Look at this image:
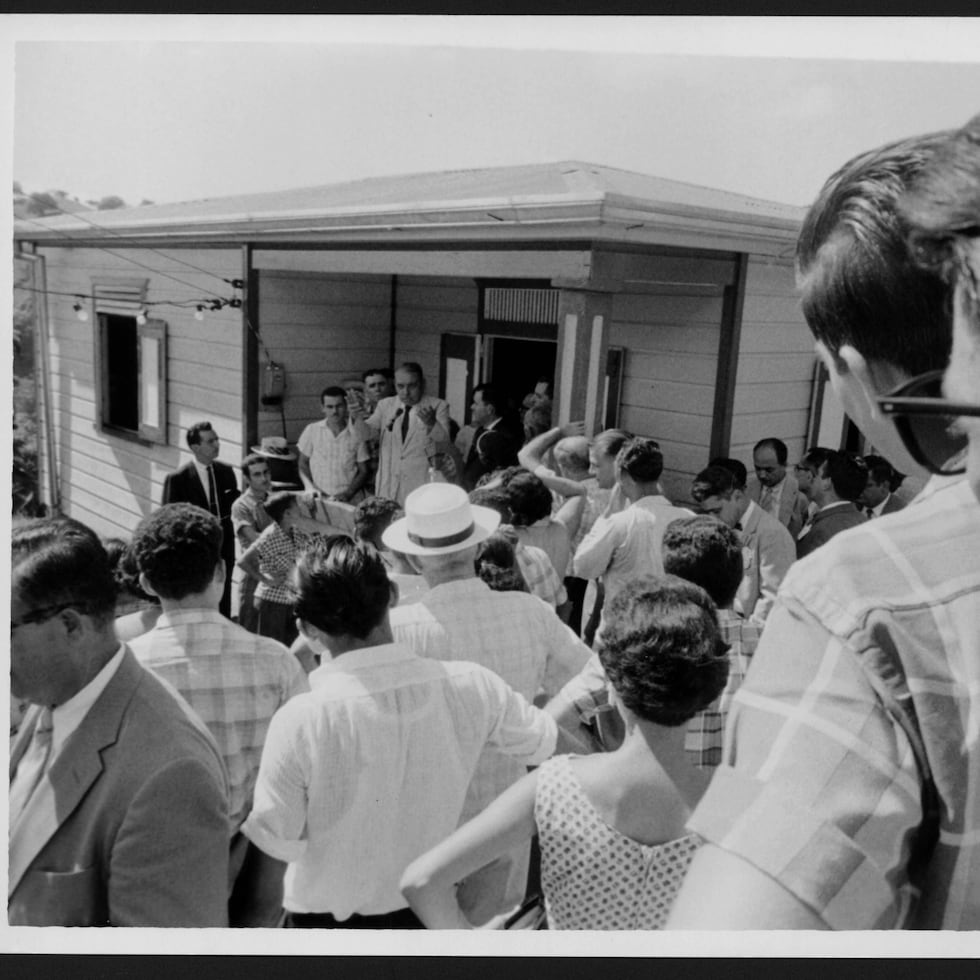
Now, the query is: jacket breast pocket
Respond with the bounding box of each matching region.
[9,866,105,926]
[741,546,755,571]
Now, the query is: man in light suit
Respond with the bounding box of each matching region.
[356,362,452,505]
[748,437,810,540]
[9,517,230,926]
[162,420,239,617]
[692,463,796,624]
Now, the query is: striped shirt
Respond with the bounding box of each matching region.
[297,420,370,496]
[688,477,980,929]
[254,524,311,607]
[130,608,309,830]
[515,541,567,608]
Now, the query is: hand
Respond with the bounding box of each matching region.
[416,404,436,429]
[560,420,586,438]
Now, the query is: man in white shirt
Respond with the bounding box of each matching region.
[242,534,557,928]
[573,437,693,628]
[297,385,371,502]
[9,517,230,926]
[385,483,591,923]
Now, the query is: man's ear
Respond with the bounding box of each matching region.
[138,572,160,598]
[816,341,882,421]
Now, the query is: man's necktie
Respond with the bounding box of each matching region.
[9,707,54,822]
[207,465,219,516]
[760,486,773,513]
[865,507,875,519]
[400,407,411,442]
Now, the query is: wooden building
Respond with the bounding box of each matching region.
[14,161,818,540]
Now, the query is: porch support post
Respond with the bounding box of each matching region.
[553,288,613,437]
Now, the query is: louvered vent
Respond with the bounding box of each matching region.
[484,287,558,324]
[92,278,148,316]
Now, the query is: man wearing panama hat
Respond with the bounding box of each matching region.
[386,483,591,924]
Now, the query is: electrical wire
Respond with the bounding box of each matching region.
[16,192,242,294]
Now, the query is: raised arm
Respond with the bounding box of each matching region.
[517,422,588,499]
[400,770,539,929]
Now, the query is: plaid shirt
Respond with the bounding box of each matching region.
[130,608,309,830]
[688,477,980,929]
[254,524,311,607]
[684,609,761,768]
[297,420,370,496]
[515,541,567,608]
[553,608,759,769]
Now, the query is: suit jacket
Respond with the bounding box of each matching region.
[162,460,239,564]
[461,419,520,490]
[734,500,797,624]
[748,473,810,540]
[880,493,908,516]
[365,395,452,505]
[796,501,867,560]
[8,650,231,927]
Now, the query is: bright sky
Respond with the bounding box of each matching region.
[6,15,980,210]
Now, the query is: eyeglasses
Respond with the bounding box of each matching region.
[877,369,980,476]
[10,603,79,632]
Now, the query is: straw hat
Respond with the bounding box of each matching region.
[250,436,297,461]
[382,483,500,556]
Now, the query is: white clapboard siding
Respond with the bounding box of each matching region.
[729,256,816,472]
[256,270,393,442]
[610,285,725,505]
[35,245,243,540]
[393,276,480,397]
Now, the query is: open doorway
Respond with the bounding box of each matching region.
[484,335,557,428]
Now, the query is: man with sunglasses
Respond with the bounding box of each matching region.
[9,517,231,926]
[669,123,980,930]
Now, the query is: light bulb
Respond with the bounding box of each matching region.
[135,307,148,326]
[73,301,89,322]
[194,305,205,321]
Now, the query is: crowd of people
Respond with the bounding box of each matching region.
[9,113,980,931]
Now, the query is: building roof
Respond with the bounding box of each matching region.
[14,161,806,253]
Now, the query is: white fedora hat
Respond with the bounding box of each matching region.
[250,436,297,461]
[382,483,500,556]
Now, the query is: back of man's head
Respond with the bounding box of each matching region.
[12,517,118,626]
[553,436,590,476]
[709,457,748,490]
[796,131,954,375]
[823,452,868,503]
[292,535,391,640]
[691,465,737,504]
[353,497,403,549]
[468,487,514,524]
[662,515,744,610]
[616,437,664,485]
[132,504,223,600]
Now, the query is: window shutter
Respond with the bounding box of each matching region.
[138,319,167,444]
[92,277,148,315]
[484,287,559,325]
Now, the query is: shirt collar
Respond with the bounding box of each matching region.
[51,644,126,757]
[310,642,415,684]
[154,606,224,629]
[192,458,212,483]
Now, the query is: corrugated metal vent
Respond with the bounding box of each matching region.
[484,287,558,324]
[92,278,148,316]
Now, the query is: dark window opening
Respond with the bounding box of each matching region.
[103,314,139,431]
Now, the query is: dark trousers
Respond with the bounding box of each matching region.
[563,576,589,636]
[257,598,298,648]
[284,907,424,929]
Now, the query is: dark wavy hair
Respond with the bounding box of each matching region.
[662,516,743,610]
[796,130,955,375]
[500,470,552,526]
[131,504,223,600]
[598,576,729,727]
[291,535,392,640]
[474,530,528,593]
[353,496,403,548]
[12,517,118,625]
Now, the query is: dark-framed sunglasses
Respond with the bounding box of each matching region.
[877,369,980,476]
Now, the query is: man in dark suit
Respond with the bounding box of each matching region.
[162,420,239,617]
[859,454,908,518]
[9,517,230,926]
[461,383,519,490]
[795,449,868,559]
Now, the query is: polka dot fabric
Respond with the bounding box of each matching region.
[534,754,702,930]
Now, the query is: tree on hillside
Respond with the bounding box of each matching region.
[96,194,126,210]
